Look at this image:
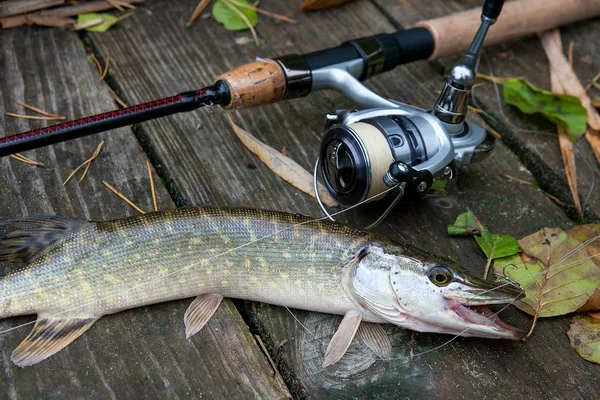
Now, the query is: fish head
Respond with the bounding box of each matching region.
[348,244,524,340]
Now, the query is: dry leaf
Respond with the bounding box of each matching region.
[493,225,600,337]
[568,314,600,364]
[300,0,353,11]
[539,30,600,164]
[542,30,583,220]
[225,114,339,208]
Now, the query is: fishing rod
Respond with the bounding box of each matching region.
[1,0,599,208]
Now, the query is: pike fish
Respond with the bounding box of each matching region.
[0,207,523,367]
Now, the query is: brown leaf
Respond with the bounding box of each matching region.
[493,225,600,337]
[300,0,353,11]
[539,30,600,164]
[568,314,600,364]
[540,30,583,220]
[225,114,339,208]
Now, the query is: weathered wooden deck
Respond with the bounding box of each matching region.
[1,0,599,398]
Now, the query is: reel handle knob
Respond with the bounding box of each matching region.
[482,0,505,21]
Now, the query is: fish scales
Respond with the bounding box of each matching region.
[0,206,525,367]
[0,207,369,319]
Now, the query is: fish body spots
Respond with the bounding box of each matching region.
[104,274,120,285]
[220,280,229,287]
[306,267,316,275]
[279,272,289,280]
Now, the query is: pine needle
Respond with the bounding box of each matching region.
[63,141,105,185]
[568,40,574,68]
[5,112,64,121]
[16,101,63,118]
[102,181,146,214]
[10,153,45,167]
[186,0,211,27]
[476,73,509,84]
[146,159,158,212]
[104,83,128,107]
[221,0,259,46]
[228,0,296,23]
[100,49,110,80]
[106,0,125,12]
[90,54,103,74]
[500,174,572,208]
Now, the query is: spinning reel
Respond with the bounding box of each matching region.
[307,0,504,217]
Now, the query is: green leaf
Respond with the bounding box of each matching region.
[212,0,258,31]
[447,210,483,236]
[474,230,520,260]
[503,77,588,141]
[493,225,600,317]
[568,314,600,365]
[77,13,119,32]
[429,179,448,196]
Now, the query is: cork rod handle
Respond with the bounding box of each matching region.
[216,59,286,109]
[417,0,600,60]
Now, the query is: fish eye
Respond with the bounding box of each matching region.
[427,265,452,286]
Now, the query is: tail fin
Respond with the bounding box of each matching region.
[0,216,87,264]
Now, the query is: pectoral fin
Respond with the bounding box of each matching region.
[323,309,362,368]
[11,315,97,367]
[356,322,392,359]
[184,293,223,339]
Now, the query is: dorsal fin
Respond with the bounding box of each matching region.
[11,315,98,367]
[0,216,87,263]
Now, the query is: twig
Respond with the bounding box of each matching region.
[5,112,64,121]
[16,101,63,118]
[63,141,105,184]
[468,105,483,114]
[228,0,296,23]
[254,334,279,378]
[10,153,45,167]
[100,49,110,80]
[146,159,158,212]
[221,0,259,46]
[102,181,146,214]
[186,0,211,28]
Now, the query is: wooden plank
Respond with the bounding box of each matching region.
[374,0,600,221]
[87,0,599,398]
[0,26,291,399]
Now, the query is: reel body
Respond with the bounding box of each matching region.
[319,106,492,206]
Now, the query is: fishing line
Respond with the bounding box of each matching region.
[0,186,399,336]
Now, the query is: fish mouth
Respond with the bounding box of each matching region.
[447,301,524,340]
[443,279,525,340]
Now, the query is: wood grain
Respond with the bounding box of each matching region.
[375,0,600,221]
[88,0,599,398]
[0,26,291,399]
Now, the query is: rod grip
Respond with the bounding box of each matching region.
[216,59,286,109]
[417,0,600,59]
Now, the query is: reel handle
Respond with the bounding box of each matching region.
[418,0,600,59]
